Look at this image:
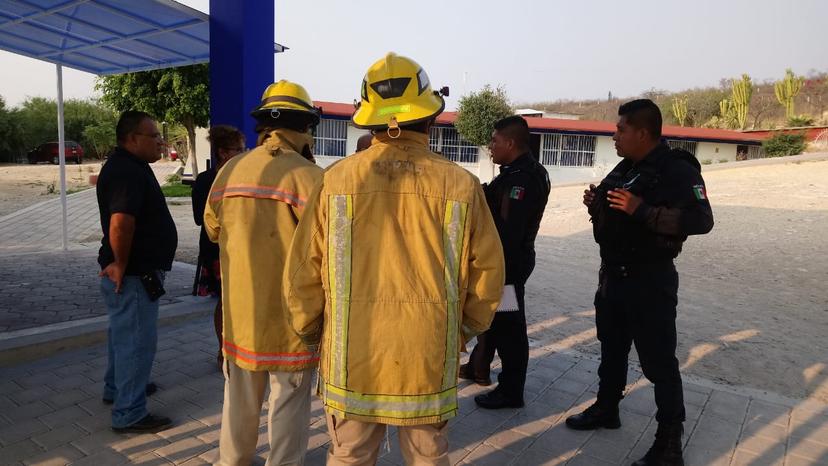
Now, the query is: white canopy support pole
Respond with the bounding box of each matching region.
[56,64,68,252]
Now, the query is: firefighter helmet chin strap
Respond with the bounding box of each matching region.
[387,116,401,139]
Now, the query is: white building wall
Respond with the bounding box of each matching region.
[316,123,368,170]
[181,126,211,179]
[696,142,738,164]
[194,126,210,174]
[476,147,495,184]
[346,125,370,155]
[540,135,618,185]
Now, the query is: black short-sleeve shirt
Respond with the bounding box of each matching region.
[191,168,219,263]
[97,147,178,274]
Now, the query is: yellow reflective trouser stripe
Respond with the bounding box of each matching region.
[442,200,468,390]
[328,194,353,387]
[322,382,457,419]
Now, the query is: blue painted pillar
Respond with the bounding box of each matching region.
[209,0,274,155]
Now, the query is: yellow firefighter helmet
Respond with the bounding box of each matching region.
[352,52,447,130]
[251,79,321,126]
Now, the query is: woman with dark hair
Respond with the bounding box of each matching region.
[191,125,245,367]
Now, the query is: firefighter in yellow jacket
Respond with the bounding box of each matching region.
[205,80,323,466]
[284,53,505,465]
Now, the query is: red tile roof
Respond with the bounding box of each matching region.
[315,101,762,144]
[742,126,828,142]
[316,101,356,118]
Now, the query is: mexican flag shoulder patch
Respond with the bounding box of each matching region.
[693,184,707,200]
[509,186,525,200]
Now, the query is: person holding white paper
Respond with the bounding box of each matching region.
[461,116,551,409]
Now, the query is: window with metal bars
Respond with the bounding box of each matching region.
[746,145,765,159]
[314,119,348,157]
[428,127,479,164]
[666,139,698,156]
[540,133,596,167]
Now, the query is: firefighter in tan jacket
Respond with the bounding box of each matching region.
[205,80,323,466]
[284,53,505,465]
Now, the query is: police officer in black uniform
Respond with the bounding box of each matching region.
[461,115,551,409]
[565,100,714,466]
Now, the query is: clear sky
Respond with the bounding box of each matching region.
[1,0,827,110]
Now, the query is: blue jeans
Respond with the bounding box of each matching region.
[101,274,161,428]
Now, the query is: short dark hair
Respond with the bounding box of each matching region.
[400,119,433,134]
[618,99,662,140]
[116,110,154,143]
[493,115,530,150]
[254,110,317,134]
[207,125,245,150]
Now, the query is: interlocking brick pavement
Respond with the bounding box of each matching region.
[0,315,826,466]
[0,249,194,333]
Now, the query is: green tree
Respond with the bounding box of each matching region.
[96,64,209,172]
[18,97,58,150]
[0,96,25,163]
[82,123,116,159]
[762,132,806,157]
[689,88,729,126]
[454,85,513,146]
[16,97,118,159]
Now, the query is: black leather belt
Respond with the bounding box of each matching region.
[601,261,674,278]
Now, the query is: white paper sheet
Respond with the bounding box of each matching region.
[496,285,519,312]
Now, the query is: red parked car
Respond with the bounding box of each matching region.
[27,141,84,164]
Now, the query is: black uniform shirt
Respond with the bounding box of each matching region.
[589,144,714,265]
[191,168,219,263]
[97,147,178,275]
[484,153,551,286]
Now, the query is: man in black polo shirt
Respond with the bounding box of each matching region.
[97,110,177,433]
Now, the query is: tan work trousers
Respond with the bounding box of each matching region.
[325,414,449,466]
[217,361,314,466]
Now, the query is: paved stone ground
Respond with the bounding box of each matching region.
[0,162,194,333]
[0,249,194,333]
[0,315,826,466]
[1,156,827,465]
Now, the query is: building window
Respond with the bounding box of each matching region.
[429,127,479,164]
[314,119,348,157]
[540,133,596,167]
[666,139,698,156]
[747,145,765,159]
[738,144,765,160]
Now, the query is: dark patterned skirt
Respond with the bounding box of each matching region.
[196,259,221,297]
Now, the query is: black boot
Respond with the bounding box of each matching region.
[631,422,684,466]
[565,402,621,430]
[474,387,524,409]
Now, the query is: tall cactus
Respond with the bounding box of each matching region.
[719,99,737,129]
[671,96,688,126]
[731,74,753,129]
[774,69,804,120]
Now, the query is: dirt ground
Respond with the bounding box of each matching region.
[0,162,103,217]
[2,157,826,404]
[527,159,828,404]
[0,160,183,218]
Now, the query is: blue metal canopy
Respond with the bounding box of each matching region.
[0,0,285,75]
